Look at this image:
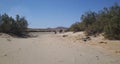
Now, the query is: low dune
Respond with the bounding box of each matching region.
[58,32,120,55]
[0,32,120,64]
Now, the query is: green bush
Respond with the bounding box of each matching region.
[0,13,28,37]
[69,3,120,40]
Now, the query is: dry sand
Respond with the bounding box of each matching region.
[0,32,120,64]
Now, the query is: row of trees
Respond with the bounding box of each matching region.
[0,13,28,37]
[68,3,120,40]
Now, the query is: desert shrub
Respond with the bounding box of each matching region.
[0,13,28,37]
[68,22,85,32]
[69,3,120,40]
[68,22,81,32]
[0,13,12,33]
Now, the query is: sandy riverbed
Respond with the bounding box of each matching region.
[0,32,120,64]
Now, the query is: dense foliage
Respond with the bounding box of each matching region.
[69,3,120,40]
[0,13,28,37]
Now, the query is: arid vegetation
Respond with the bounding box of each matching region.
[0,13,28,37]
[68,3,120,40]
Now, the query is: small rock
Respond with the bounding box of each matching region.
[99,41,107,44]
[4,54,7,56]
[82,36,91,42]
[7,38,11,41]
[115,50,120,54]
[96,56,99,60]
[62,35,68,37]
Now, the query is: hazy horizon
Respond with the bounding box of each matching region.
[0,0,120,28]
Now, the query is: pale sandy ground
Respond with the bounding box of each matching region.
[0,32,120,64]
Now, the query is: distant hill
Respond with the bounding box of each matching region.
[27,27,68,32]
[47,27,68,32]
[55,27,68,30]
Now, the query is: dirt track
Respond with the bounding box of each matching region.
[0,33,120,64]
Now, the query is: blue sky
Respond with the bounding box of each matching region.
[0,0,120,28]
